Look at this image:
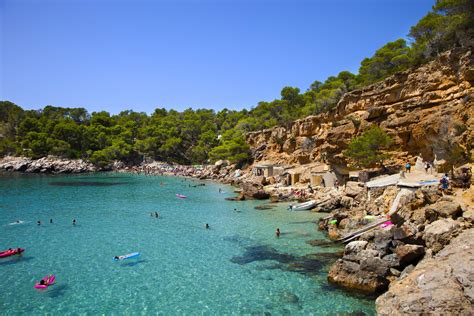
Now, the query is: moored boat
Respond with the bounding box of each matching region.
[288,200,317,211]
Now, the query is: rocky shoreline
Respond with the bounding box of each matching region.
[2,156,473,314]
[0,156,96,173]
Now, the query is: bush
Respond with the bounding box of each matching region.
[344,126,392,167]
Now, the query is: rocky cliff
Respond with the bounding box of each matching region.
[247,49,474,167]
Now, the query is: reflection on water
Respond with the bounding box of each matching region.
[49,181,129,187]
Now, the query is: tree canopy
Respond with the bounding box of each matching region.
[0,1,470,167]
[344,126,393,168]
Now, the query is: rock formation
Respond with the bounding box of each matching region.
[376,228,474,315]
[0,156,96,173]
[246,49,474,167]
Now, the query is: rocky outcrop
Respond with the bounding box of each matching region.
[376,228,474,315]
[423,218,462,253]
[234,181,270,200]
[323,182,472,296]
[246,49,474,166]
[0,156,96,173]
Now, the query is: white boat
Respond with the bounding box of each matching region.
[288,200,317,211]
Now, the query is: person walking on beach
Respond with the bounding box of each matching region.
[275,228,281,238]
[405,161,411,173]
[424,161,431,173]
[440,174,449,192]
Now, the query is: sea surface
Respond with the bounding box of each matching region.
[0,172,375,315]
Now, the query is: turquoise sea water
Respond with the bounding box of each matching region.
[0,172,375,315]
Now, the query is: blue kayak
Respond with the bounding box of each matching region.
[113,252,140,261]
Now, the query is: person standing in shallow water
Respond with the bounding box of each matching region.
[37,220,41,225]
[276,228,281,238]
[50,219,53,224]
[205,223,209,229]
[73,219,76,225]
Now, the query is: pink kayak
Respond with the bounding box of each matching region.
[176,194,187,199]
[0,248,24,258]
[34,275,55,289]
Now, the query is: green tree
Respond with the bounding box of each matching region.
[357,39,412,85]
[344,126,392,167]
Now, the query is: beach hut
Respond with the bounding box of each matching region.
[349,171,360,182]
[310,164,338,187]
[253,164,274,177]
[289,171,300,185]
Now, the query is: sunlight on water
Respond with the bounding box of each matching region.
[0,172,375,315]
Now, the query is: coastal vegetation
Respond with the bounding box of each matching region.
[344,126,392,168]
[0,0,472,167]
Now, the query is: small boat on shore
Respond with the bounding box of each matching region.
[288,200,317,211]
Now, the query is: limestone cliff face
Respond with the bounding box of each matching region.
[246,49,474,166]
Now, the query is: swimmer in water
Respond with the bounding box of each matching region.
[276,228,281,238]
[205,223,210,229]
[72,219,76,225]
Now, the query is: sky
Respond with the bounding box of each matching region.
[1,0,434,114]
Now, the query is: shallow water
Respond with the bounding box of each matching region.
[0,172,375,315]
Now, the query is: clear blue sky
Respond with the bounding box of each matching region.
[1,0,433,114]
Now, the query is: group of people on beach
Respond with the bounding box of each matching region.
[405,160,433,174]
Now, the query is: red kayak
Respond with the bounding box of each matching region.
[0,248,25,258]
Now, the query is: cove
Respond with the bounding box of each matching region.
[0,172,375,315]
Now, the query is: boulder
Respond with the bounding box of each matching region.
[239,182,270,200]
[376,228,474,315]
[327,228,340,241]
[328,259,390,295]
[394,244,425,266]
[344,241,368,255]
[392,222,417,241]
[423,218,461,253]
[360,257,390,277]
[382,254,400,268]
[372,229,394,254]
[463,209,474,224]
[343,249,381,263]
[340,196,354,208]
[344,181,364,198]
[425,200,462,219]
